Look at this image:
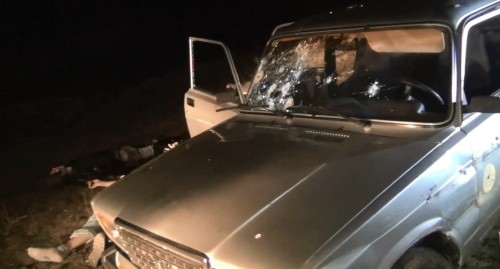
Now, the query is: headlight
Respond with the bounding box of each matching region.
[95,212,120,242]
[207,254,240,269]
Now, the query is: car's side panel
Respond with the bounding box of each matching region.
[461,113,500,245]
[311,127,477,268]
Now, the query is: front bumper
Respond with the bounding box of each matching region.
[101,246,137,269]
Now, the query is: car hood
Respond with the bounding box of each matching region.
[93,121,441,268]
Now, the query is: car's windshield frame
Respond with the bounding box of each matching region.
[243,24,454,126]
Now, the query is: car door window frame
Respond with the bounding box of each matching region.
[189,37,245,104]
[461,8,500,107]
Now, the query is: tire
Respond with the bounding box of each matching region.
[392,247,454,269]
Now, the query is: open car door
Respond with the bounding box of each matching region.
[184,37,245,137]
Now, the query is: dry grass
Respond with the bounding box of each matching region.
[0,204,27,238]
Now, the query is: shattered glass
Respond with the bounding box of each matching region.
[246,27,451,123]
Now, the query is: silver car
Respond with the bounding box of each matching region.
[93,0,500,268]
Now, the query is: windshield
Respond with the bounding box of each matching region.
[246,27,451,123]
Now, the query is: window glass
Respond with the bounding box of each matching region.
[247,27,452,123]
[464,14,500,102]
[192,42,235,94]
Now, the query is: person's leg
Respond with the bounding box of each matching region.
[66,233,94,250]
[27,214,101,263]
[87,232,106,267]
[26,233,92,262]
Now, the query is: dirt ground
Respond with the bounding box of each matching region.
[1,185,103,269]
[2,71,500,268]
[0,71,188,268]
[466,227,500,268]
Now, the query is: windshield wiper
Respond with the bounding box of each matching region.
[217,103,297,119]
[332,112,371,128]
[216,104,269,112]
[217,104,370,127]
[287,105,371,128]
[284,105,320,116]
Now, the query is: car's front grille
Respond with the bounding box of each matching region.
[115,221,209,269]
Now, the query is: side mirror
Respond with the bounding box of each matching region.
[464,96,500,113]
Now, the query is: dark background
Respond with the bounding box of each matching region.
[2,1,352,103]
[0,1,353,197]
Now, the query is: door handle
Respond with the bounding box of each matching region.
[187,97,194,107]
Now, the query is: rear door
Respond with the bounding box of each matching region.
[185,37,245,137]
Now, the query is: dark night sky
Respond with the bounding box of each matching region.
[1,1,351,102]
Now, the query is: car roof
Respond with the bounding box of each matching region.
[273,0,500,36]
